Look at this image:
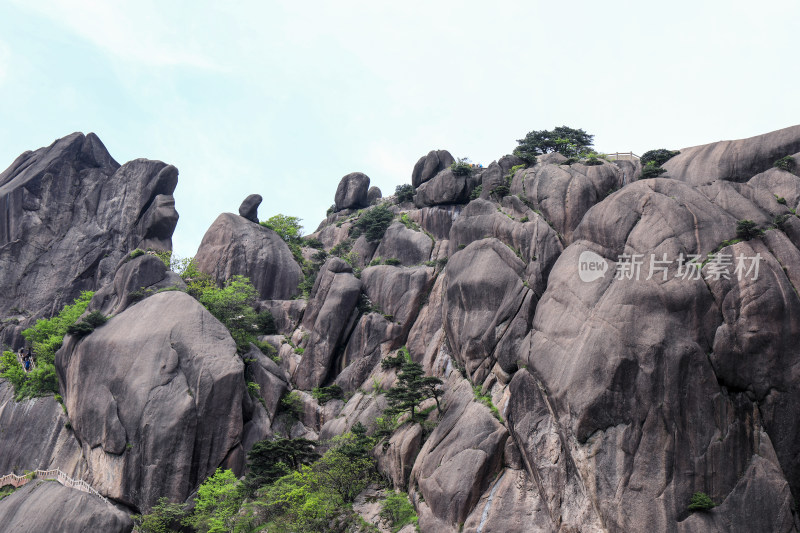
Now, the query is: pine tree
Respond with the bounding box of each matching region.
[385,361,443,422]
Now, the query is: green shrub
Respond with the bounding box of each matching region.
[131,497,187,533]
[450,157,473,177]
[584,156,603,166]
[129,248,145,259]
[0,485,16,502]
[2,292,95,400]
[369,257,382,267]
[353,205,394,242]
[395,184,414,203]
[774,155,796,171]
[491,184,510,198]
[312,384,344,403]
[641,148,681,167]
[773,213,792,229]
[245,437,319,491]
[381,349,409,370]
[399,212,420,231]
[280,391,304,420]
[303,237,324,249]
[640,161,667,179]
[473,385,503,422]
[469,184,483,200]
[381,491,418,532]
[775,195,787,205]
[384,258,401,266]
[687,492,716,512]
[736,219,763,240]
[194,275,271,353]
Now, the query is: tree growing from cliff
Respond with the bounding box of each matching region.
[385,360,443,421]
[245,437,319,491]
[514,125,594,161]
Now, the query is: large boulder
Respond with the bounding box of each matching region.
[55,291,245,511]
[194,212,303,300]
[238,193,262,223]
[294,258,361,389]
[510,159,625,243]
[0,133,179,323]
[444,239,530,382]
[0,481,133,533]
[412,150,455,188]
[662,124,800,185]
[414,169,479,207]
[374,222,434,266]
[88,253,185,316]
[334,172,370,211]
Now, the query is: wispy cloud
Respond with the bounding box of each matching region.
[12,0,220,69]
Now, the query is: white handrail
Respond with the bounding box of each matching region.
[0,469,109,504]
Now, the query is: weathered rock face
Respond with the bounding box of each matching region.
[0,382,86,478]
[0,132,179,322]
[55,291,245,511]
[89,254,185,316]
[0,481,133,533]
[663,124,800,185]
[194,212,303,300]
[444,239,530,382]
[374,222,434,266]
[414,168,479,207]
[334,172,370,211]
[510,158,625,242]
[294,258,361,389]
[238,193,262,223]
[367,186,382,204]
[412,150,455,188]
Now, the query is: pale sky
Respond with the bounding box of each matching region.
[1,0,798,259]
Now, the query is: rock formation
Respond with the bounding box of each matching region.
[3,127,800,532]
[0,132,179,342]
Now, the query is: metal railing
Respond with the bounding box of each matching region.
[0,469,109,504]
[605,152,640,161]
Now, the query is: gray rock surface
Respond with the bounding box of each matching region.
[414,168,479,207]
[194,212,303,300]
[0,132,179,323]
[444,239,529,382]
[374,222,434,266]
[412,150,454,188]
[0,480,133,533]
[294,258,361,389]
[0,382,86,478]
[238,193,262,223]
[662,124,800,185]
[334,172,370,211]
[89,253,185,316]
[367,186,382,204]
[55,291,245,511]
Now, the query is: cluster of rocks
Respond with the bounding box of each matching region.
[2,125,800,532]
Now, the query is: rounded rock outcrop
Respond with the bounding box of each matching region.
[334,172,370,211]
[238,193,262,223]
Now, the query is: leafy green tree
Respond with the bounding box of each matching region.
[1,291,95,400]
[515,126,594,160]
[194,275,271,353]
[381,491,418,532]
[640,161,667,179]
[185,469,243,533]
[395,184,414,202]
[385,360,443,422]
[245,437,319,491]
[313,431,377,502]
[261,214,304,243]
[641,148,680,167]
[131,497,187,533]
